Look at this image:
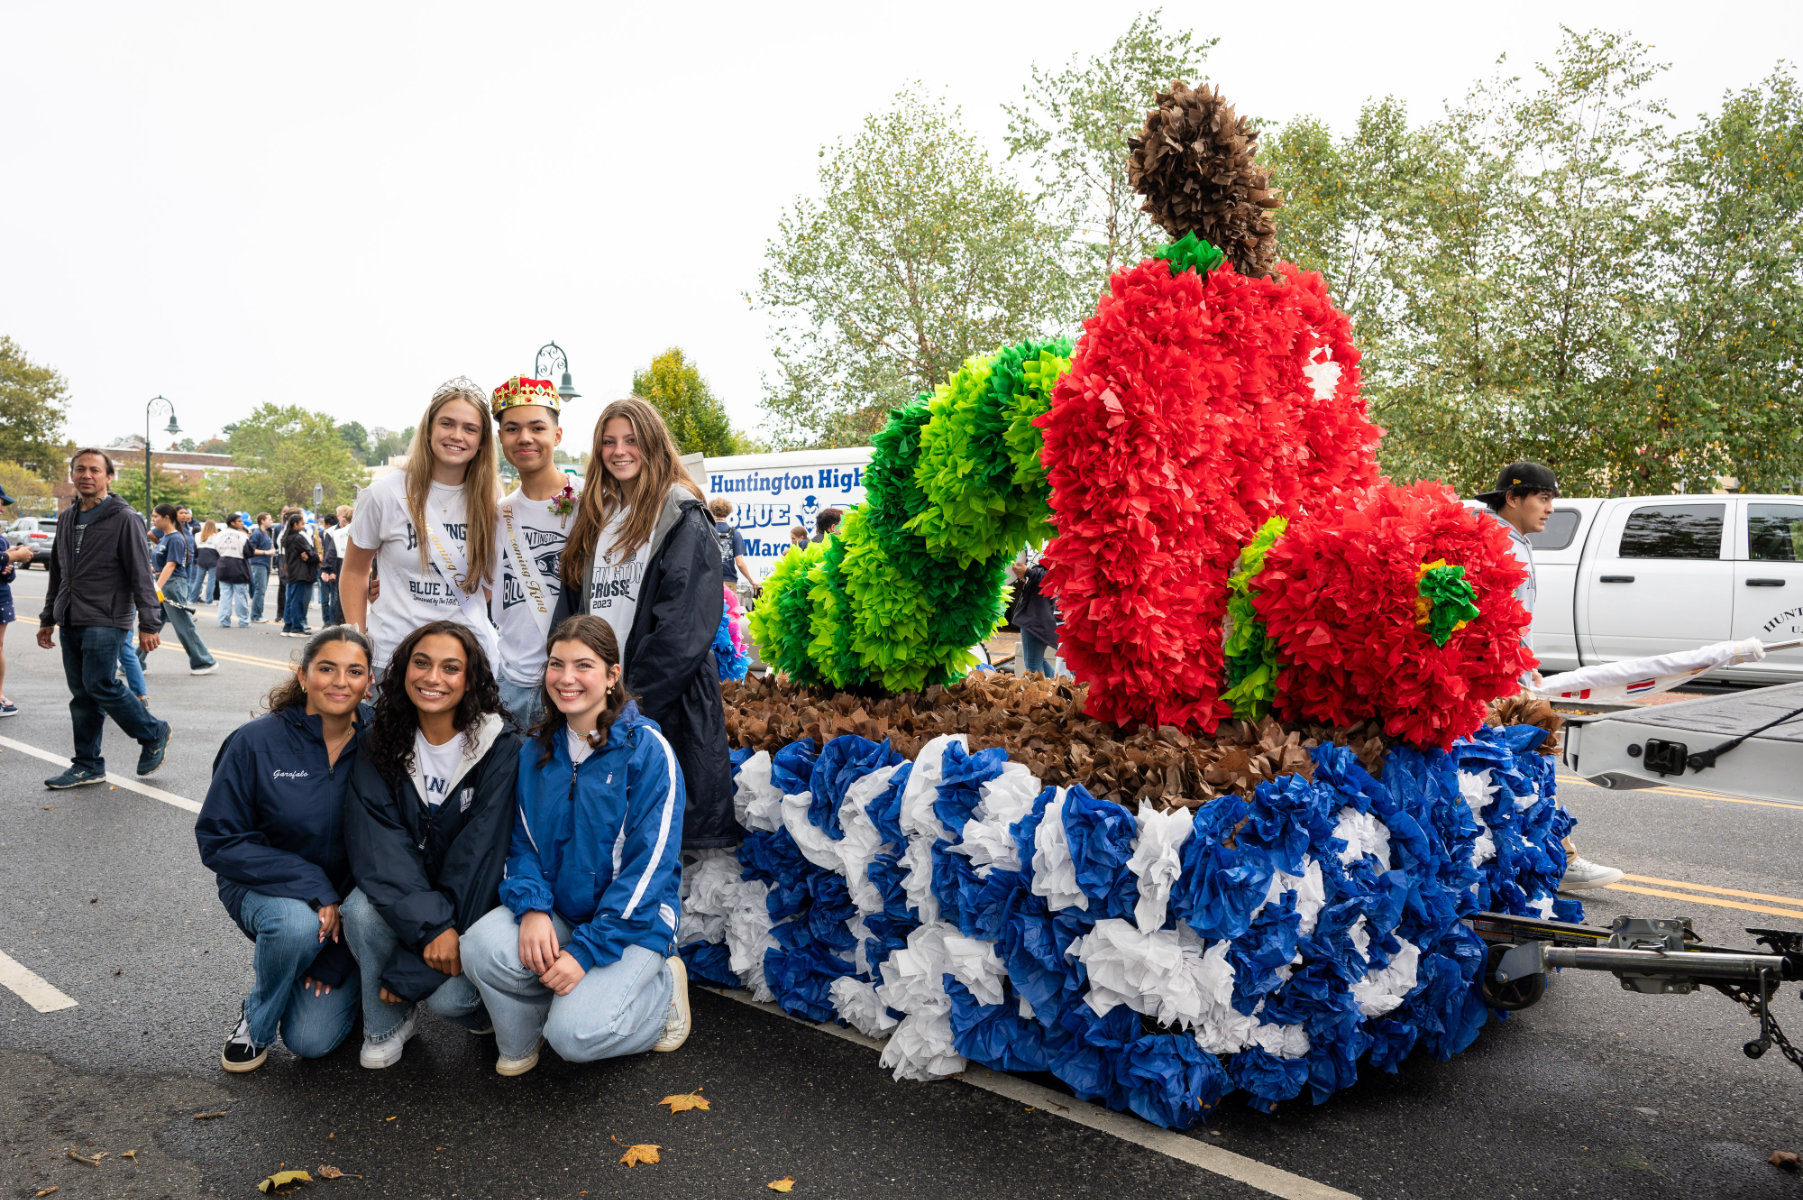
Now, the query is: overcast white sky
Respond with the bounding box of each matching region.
[4,1,1798,455]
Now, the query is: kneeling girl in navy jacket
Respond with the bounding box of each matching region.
[340,620,521,1069]
[195,627,374,1072]
[462,614,691,1076]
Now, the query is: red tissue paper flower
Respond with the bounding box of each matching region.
[1037,253,1379,731]
[1251,480,1536,749]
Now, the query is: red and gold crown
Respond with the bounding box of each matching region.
[491,375,561,417]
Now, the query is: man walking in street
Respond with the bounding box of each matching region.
[36,448,172,789]
[248,512,276,622]
[489,375,577,727]
[317,512,343,626]
[150,503,218,675]
[1477,460,1622,891]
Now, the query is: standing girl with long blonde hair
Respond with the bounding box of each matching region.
[342,377,501,675]
[554,397,733,848]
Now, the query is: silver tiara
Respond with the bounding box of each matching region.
[431,375,489,405]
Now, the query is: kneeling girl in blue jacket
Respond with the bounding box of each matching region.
[195,627,374,1072]
[462,614,691,1076]
[340,620,521,1069]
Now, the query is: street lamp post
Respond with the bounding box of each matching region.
[534,341,581,404]
[145,395,180,515]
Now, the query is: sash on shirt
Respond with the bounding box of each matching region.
[499,500,556,642]
[421,518,490,626]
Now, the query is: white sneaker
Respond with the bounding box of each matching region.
[495,1035,544,1076]
[1560,856,1624,890]
[358,1013,416,1069]
[190,663,219,675]
[653,955,691,1053]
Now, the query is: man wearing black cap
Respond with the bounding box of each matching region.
[1478,460,1623,890]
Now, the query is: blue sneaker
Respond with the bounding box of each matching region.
[0,699,18,717]
[137,722,172,776]
[45,766,106,789]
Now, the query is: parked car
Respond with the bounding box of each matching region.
[1492,494,1803,683]
[6,516,56,568]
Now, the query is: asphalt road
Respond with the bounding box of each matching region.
[1,568,1800,1200]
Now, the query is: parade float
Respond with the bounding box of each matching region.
[680,81,1579,1128]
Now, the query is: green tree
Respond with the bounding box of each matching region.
[115,464,210,515]
[0,461,56,515]
[225,403,368,512]
[1004,10,1214,303]
[0,336,71,475]
[752,86,1075,447]
[338,421,370,461]
[366,425,413,465]
[196,437,229,454]
[632,348,740,455]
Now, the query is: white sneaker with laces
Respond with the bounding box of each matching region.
[496,1035,544,1076]
[191,663,219,675]
[359,1013,416,1069]
[1560,856,1624,890]
[653,955,691,1053]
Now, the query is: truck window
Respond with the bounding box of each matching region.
[1528,509,1581,551]
[1748,503,1803,562]
[1617,503,1724,560]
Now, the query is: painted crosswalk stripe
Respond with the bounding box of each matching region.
[0,948,78,1013]
[0,735,202,814]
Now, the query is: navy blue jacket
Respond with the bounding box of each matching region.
[195,704,373,986]
[501,703,685,971]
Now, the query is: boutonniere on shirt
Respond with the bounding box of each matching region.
[549,482,577,528]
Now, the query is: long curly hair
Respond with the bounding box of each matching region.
[364,620,504,791]
[261,626,373,714]
[530,615,634,765]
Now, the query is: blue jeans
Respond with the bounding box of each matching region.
[60,625,163,774]
[160,575,216,669]
[1019,628,1055,676]
[319,578,342,626]
[116,634,148,699]
[283,579,311,632]
[462,906,672,1063]
[198,565,218,604]
[498,679,545,730]
[339,888,486,1042]
[217,581,251,626]
[237,891,359,1056]
[250,561,270,621]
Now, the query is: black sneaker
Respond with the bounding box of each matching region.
[45,766,106,790]
[137,722,172,776]
[221,1014,267,1073]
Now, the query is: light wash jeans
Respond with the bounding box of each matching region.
[160,575,216,669]
[217,581,251,627]
[116,634,148,699]
[462,906,672,1063]
[249,560,270,621]
[497,679,545,730]
[236,890,359,1056]
[339,888,486,1042]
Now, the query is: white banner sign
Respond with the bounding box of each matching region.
[704,448,872,575]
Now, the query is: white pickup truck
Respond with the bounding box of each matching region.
[1521,494,1803,683]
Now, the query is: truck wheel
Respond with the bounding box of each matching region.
[1481,942,1547,1011]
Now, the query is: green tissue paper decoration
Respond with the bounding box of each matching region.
[750,336,1073,694]
[1151,230,1226,278]
[1220,516,1288,720]
[1414,561,1481,647]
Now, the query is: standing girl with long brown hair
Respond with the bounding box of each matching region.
[342,376,501,675]
[554,397,733,848]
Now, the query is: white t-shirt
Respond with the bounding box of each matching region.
[349,472,499,673]
[413,728,465,807]
[491,486,575,688]
[587,508,648,659]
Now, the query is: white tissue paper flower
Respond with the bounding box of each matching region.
[1331,806,1391,867]
[838,764,901,915]
[943,935,1009,1007]
[899,734,964,841]
[1030,788,1087,911]
[733,751,782,833]
[1351,936,1420,1018]
[1129,804,1196,934]
[954,763,1043,876]
[830,976,899,1038]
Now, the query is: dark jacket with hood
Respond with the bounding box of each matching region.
[283,526,319,584]
[40,494,164,634]
[342,714,520,1002]
[195,703,374,987]
[554,483,734,848]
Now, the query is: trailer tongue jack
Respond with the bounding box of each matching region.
[1471,912,1803,1075]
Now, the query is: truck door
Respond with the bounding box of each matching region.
[1582,500,1732,661]
[1732,500,1803,680]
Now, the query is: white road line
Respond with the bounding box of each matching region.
[0,948,78,1013]
[702,987,1360,1200]
[0,735,202,814]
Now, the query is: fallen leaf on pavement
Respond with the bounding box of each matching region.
[316,1166,362,1179]
[1772,1150,1801,1169]
[119,1150,137,1160]
[193,1111,227,1120]
[258,1168,313,1193]
[768,1177,795,1192]
[659,1092,710,1113]
[34,1187,58,1197]
[65,1149,106,1167]
[618,1144,662,1167]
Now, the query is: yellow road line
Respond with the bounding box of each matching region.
[1603,883,1803,923]
[1618,873,1803,908]
[1558,772,1803,812]
[15,614,295,673]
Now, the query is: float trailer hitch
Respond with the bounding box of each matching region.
[1468,912,1803,1076]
